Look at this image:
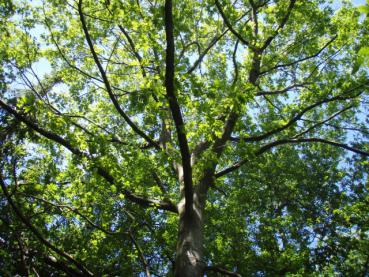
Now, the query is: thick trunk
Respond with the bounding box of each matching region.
[174,193,205,277]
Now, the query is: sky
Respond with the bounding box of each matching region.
[352,0,367,5]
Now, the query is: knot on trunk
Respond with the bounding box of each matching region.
[186,249,201,266]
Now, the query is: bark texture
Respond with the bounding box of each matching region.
[174,192,205,277]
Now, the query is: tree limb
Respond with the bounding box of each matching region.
[249,0,259,36]
[232,39,240,86]
[0,99,83,156]
[23,194,120,235]
[44,255,85,277]
[215,158,248,178]
[97,167,178,213]
[214,0,252,47]
[129,230,151,277]
[42,5,105,84]
[216,136,368,179]
[256,83,309,96]
[260,0,296,51]
[260,35,337,75]
[164,0,193,212]
[256,137,369,157]
[232,87,366,143]
[117,24,147,78]
[78,0,160,150]
[187,29,228,74]
[293,105,353,138]
[203,43,263,186]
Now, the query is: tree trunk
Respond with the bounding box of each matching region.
[174,192,205,277]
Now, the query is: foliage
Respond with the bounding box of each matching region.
[353,0,369,73]
[0,0,369,276]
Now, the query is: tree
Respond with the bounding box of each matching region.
[1,0,369,276]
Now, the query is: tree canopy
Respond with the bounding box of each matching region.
[1,0,369,276]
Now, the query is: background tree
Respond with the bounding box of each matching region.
[1,0,369,276]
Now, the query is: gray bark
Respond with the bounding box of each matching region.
[174,192,205,277]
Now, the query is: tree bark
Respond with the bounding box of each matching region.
[174,192,205,277]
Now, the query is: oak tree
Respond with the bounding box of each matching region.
[1,0,369,276]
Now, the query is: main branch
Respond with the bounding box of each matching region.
[164,0,193,212]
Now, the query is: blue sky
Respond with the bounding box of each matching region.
[353,0,367,5]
